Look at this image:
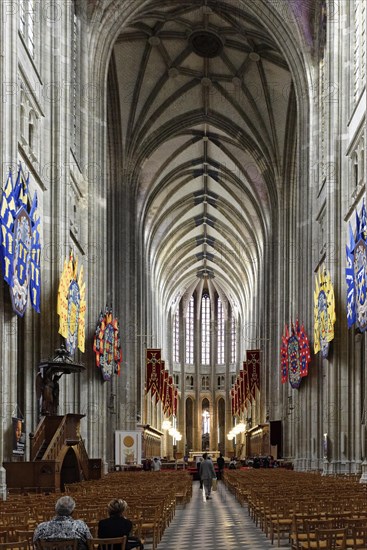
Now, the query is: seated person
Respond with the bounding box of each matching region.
[98,499,143,550]
[33,495,92,550]
[151,457,161,471]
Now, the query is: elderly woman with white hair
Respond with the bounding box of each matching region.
[33,495,92,550]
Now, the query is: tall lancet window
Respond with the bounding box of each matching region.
[19,0,35,58]
[185,296,194,364]
[173,309,179,363]
[19,0,26,35]
[217,298,224,364]
[28,0,35,57]
[231,313,237,364]
[72,4,81,162]
[201,294,210,365]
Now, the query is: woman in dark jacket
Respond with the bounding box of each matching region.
[98,499,143,550]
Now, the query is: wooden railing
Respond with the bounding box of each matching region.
[30,416,46,461]
[42,415,68,461]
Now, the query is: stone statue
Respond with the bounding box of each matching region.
[36,369,64,415]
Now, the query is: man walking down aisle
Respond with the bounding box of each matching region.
[199,453,216,500]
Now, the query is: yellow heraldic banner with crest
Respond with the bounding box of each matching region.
[57,252,86,354]
[313,265,335,358]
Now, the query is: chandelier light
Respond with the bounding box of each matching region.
[162,420,172,430]
[227,421,246,440]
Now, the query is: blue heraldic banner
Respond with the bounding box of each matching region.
[346,201,367,331]
[0,165,41,316]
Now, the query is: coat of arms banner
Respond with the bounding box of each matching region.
[313,265,335,357]
[346,202,367,331]
[57,252,86,354]
[281,320,311,389]
[93,307,122,381]
[0,165,41,316]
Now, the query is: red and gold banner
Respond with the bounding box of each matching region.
[230,357,256,416]
[146,349,162,396]
[238,376,242,413]
[239,367,248,411]
[146,349,178,417]
[247,349,260,401]
[243,361,250,405]
[173,388,178,416]
[163,375,174,416]
[160,364,168,402]
[234,384,239,416]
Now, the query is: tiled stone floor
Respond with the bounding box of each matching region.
[146,480,292,550]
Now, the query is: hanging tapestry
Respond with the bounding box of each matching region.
[280,320,311,389]
[159,363,167,402]
[247,349,261,400]
[93,307,122,381]
[236,376,242,413]
[0,165,41,316]
[313,265,336,357]
[346,202,367,331]
[146,349,162,396]
[57,252,86,354]
[163,375,174,416]
[173,388,178,416]
[241,362,251,408]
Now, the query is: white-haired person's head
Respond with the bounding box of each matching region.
[55,495,76,516]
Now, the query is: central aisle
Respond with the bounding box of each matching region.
[154,480,292,549]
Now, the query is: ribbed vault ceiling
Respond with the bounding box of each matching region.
[110,0,294,320]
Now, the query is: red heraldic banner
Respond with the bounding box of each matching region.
[163,375,174,416]
[243,362,250,405]
[247,349,260,400]
[160,364,168,402]
[146,349,162,397]
[173,388,178,416]
[234,384,239,416]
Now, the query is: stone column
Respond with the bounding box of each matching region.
[360,334,367,482]
[0,0,20,498]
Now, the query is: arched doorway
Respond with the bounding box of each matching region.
[60,448,81,491]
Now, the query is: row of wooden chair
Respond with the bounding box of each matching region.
[0,535,132,550]
[0,470,192,550]
[290,515,367,549]
[35,538,128,550]
[223,469,367,548]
